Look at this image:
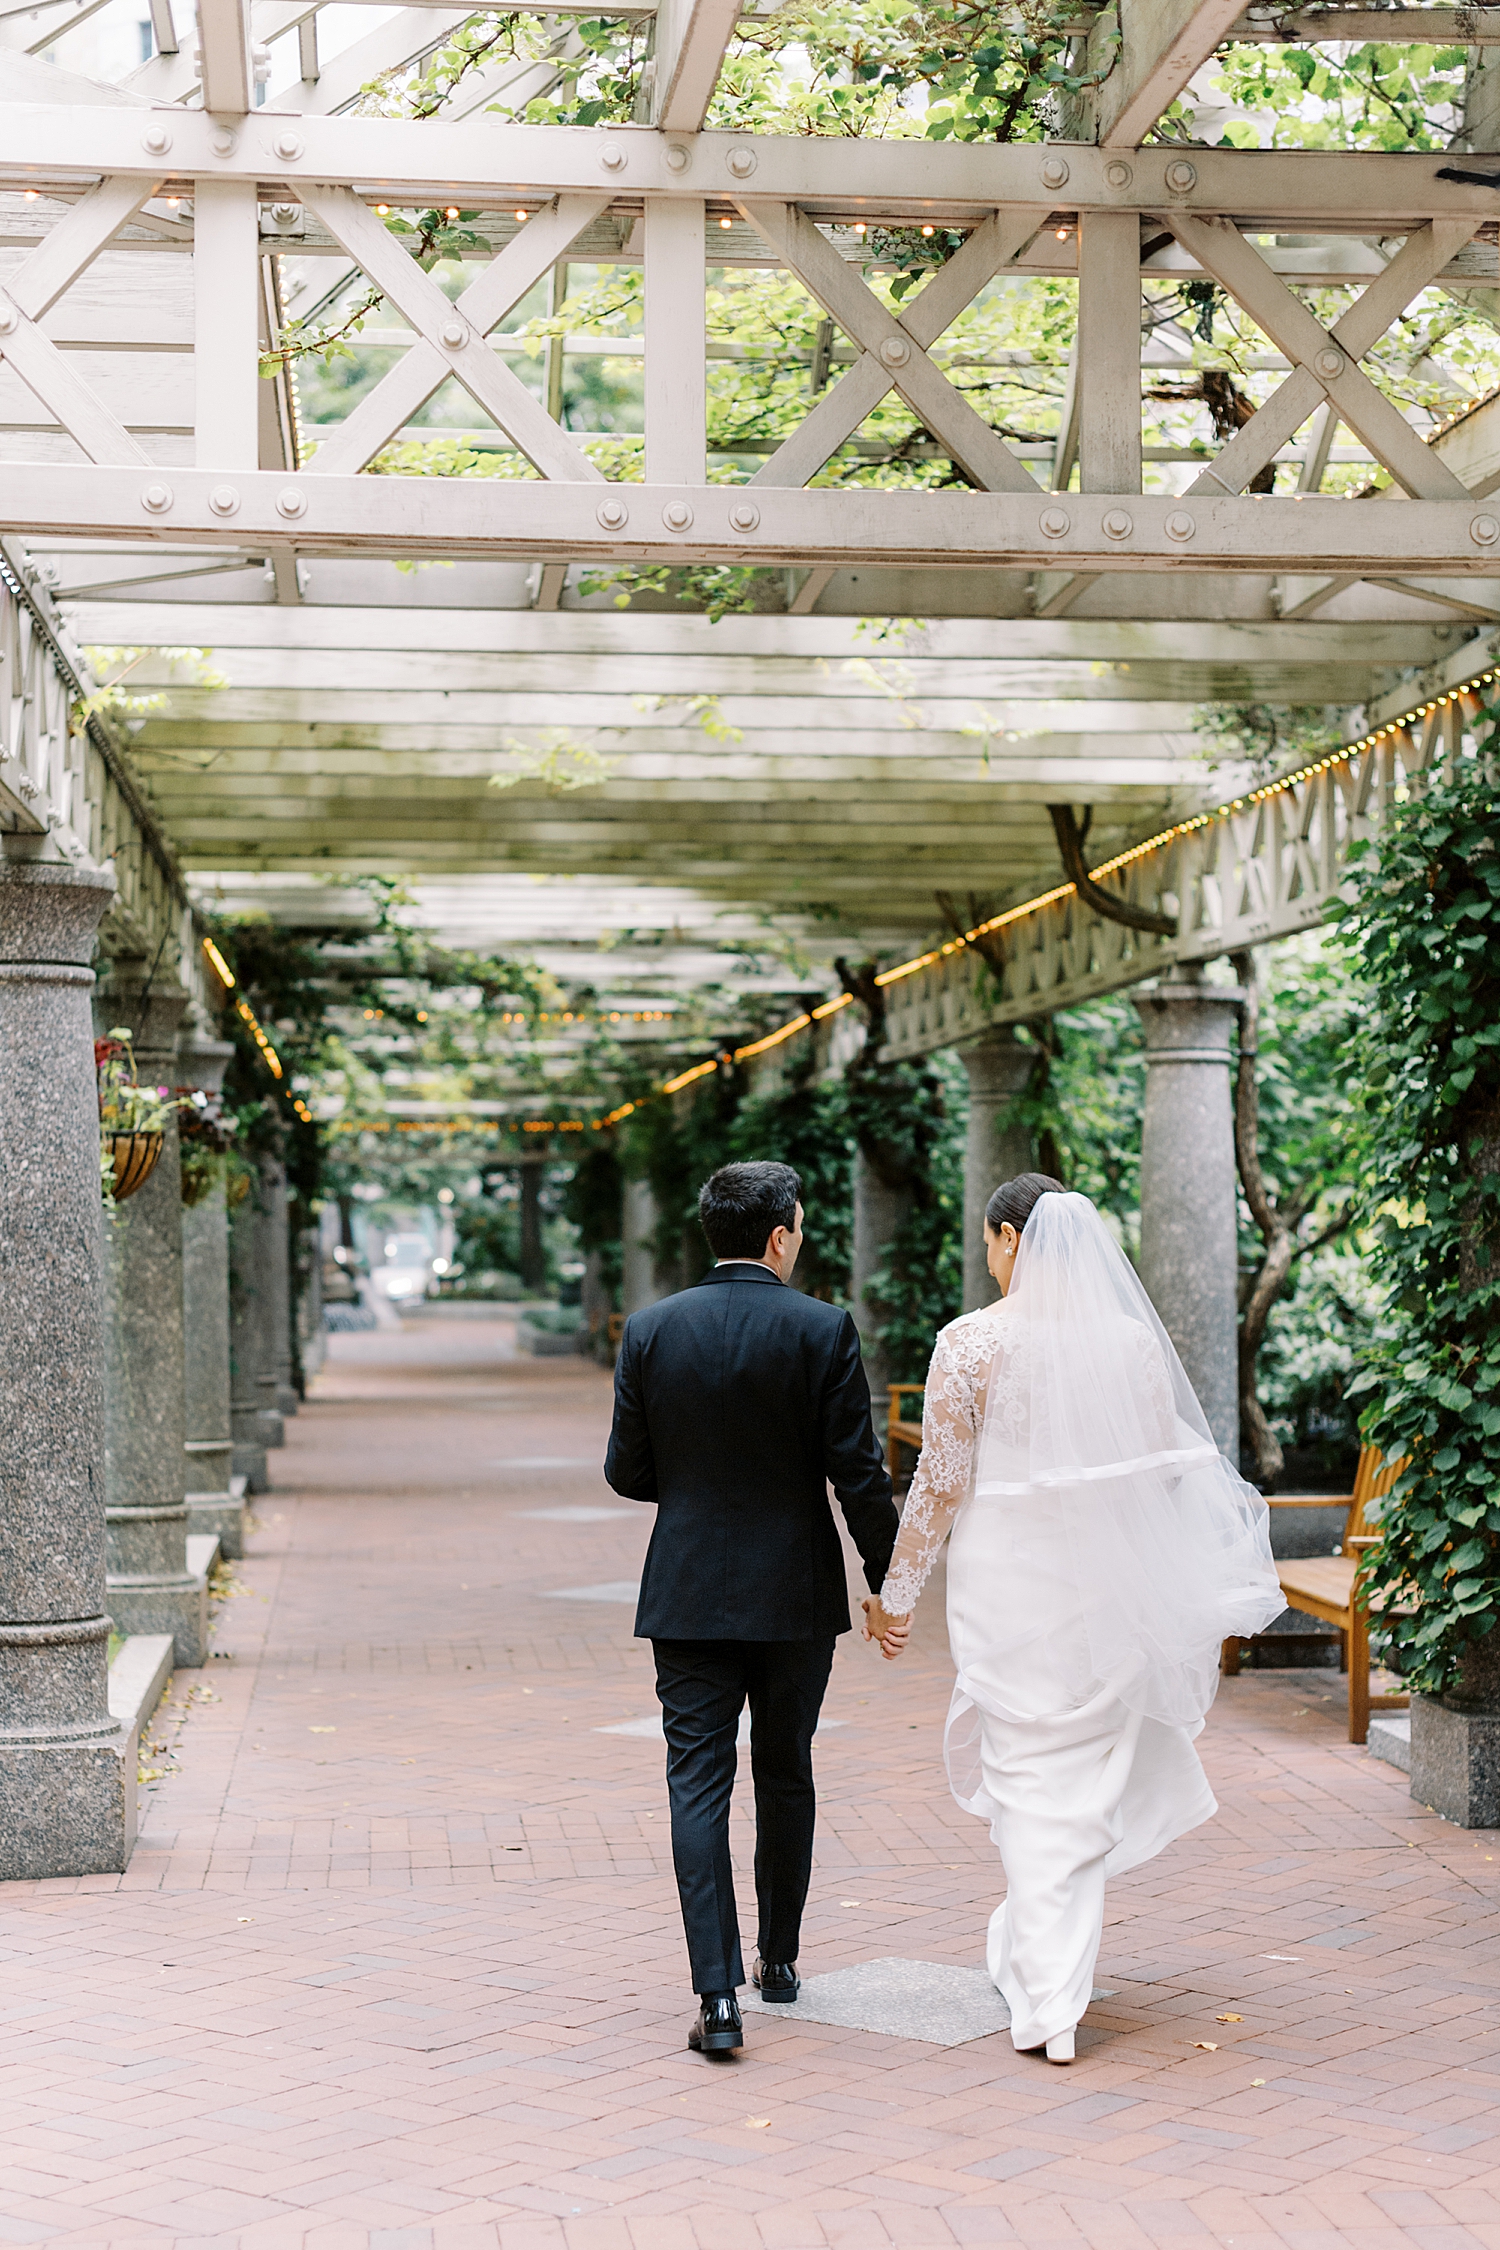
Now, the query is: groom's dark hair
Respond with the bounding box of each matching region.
[699,1161,801,1259]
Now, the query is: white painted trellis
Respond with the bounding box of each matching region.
[5,0,1500,1009]
[881,668,1488,1056]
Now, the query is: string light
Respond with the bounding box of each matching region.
[202,937,235,990]
[375,203,391,216]
[234,995,283,1080]
[444,205,460,220]
[588,656,1499,1129]
[514,208,528,221]
[720,216,733,229]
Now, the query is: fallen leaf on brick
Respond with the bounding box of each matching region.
[841,1900,861,1907]
[745,2118,771,2129]
[1194,2041,1219,2051]
[1251,2079,1265,2087]
[310,1725,336,1733]
[1216,2014,1243,2023]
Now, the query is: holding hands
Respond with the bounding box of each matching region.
[862,1595,911,1661]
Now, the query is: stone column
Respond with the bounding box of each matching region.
[960,1029,1038,1312]
[621,1175,668,1315]
[177,1028,242,1560]
[229,1156,284,1491]
[297,1218,326,1386]
[1411,1631,1500,1828]
[519,1158,547,1294]
[581,1245,611,1359]
[0,857,135,1880]
[851,1147,913,1404]
[1134,966,1244,1462]
[265,1158,297,1414]
[96,967,209,1668]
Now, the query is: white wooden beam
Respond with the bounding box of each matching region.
[12,111,1500,226]
[301,186,604,482]
[13,463,1500,574]
[7,177,152,320]
[194,178,261,472]
[1297,400,1336,493]
[1093,0,1251,148]
[195,0,255,112]
[1166,213,1474,500]
[1077,212,1141,493]
[0,177,153,467]
[645,197,706,486]
[1187,218,1479,497]
[278,6,473,114]
[0,50,152,103]
[740,201,1043,494]
[309,193,610,476]
[787,565,834,614]
[1231,8,1500,37]
[125,0,309,103]
[651,0,741,134]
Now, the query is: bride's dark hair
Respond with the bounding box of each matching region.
[985,1171,1067,1235]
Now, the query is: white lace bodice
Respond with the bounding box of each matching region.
[879,1301,1012,1617]
[879,1298,1179,1617]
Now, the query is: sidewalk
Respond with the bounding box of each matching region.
[3,1314,1499,2250]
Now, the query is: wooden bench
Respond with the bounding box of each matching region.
[887,1382,926,1487]
[1221,1443,1409,1745]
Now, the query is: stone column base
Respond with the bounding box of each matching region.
[0,1730,134,1881]
[1410,1692,1500,1827]
[232,1440,269,1492]
[187,1489,245,1559]
[106,1557,212,1669]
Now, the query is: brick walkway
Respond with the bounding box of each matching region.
[6,1313,1500,2250]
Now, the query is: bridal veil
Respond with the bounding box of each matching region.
[968,1189,1282,1734]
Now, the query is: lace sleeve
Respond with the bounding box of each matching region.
[879,1319,990,1617]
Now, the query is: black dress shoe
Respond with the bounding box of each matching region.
[752,1958,800,2003]
[688,1993,743,2055]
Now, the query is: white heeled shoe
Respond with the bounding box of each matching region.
[1045,2029,1075,2065]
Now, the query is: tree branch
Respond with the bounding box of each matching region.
[1048,803,1177,938]
[935,888,1007,981]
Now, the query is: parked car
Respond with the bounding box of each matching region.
[371,1233,438,1303]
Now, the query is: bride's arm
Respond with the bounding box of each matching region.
[868,1325,985,1638]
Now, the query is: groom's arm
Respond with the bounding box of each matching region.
[820,1311,899,1592]
[604,1323,658,1502]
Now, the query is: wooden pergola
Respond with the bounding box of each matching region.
[4,0,1500,990]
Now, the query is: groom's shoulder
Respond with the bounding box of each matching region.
[625,1278,850,1341]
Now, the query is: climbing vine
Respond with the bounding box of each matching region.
[1342,739,1500,1694]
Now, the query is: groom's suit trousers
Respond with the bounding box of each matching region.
[654,1635,836,1995]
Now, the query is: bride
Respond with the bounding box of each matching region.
[864,1174,1281,2064]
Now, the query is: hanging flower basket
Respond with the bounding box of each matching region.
[178,1085,240,1207]
[96,1029,179,1210]
[104,1129,164,1203]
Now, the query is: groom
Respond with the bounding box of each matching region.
[605,1161,898,2056]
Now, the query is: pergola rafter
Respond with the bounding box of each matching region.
[3,0,1500,987]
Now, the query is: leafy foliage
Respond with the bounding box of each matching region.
[1341,743,1500,1692]
[1199,37,1467,151]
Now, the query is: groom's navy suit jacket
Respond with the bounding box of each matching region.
[604,1263,898,1643]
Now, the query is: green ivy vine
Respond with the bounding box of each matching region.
[1342,739,1500,1694]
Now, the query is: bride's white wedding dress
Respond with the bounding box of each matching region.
[880,1192,1281,2053]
